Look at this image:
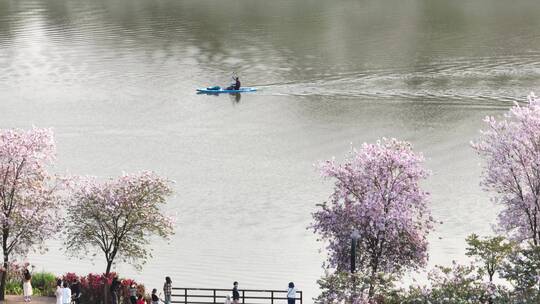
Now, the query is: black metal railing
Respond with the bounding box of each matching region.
[171,287,303,304]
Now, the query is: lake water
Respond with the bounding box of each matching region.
[1,0,540,301]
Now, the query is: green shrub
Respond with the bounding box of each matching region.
[5,280,22,295]
[31,271,56,296]
[3,264,56,297]
[499,245,540,303]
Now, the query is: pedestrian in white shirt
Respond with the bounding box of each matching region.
[22,268,32,302]
[55,280,63,304]
[62,282,72,304]
[287,282,297,304]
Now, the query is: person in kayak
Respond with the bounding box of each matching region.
[226,76,241,90]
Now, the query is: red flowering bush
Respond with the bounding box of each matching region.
[62,272,78,284]
[61,272,149,304]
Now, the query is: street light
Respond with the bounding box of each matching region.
[350,229,360,273]
[350,229,361,302]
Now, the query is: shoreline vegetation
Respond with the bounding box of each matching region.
[0,128,175,301]
[4,266,154,303]
[310,93,540,303]
[2,94,540,303]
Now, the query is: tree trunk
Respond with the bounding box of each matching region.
[0,256,6,301]
[104,260,113,304]
[106,260,112,275]
[103,283,109,304]
[367,260,379,300]
[367,275,376,300]
[0,227,9,301]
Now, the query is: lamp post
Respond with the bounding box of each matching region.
[350,229,360,273]
[350,229,360,302]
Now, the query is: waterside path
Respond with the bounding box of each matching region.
[3,295,54,303]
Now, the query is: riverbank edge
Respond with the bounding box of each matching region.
[2,295,54,303]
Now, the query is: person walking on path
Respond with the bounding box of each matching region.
[232,282,240,304]
[287,282,297,304]
[61,282,71,304]
[55,279,63,304]
[22,268,32,302]
[129,283,138,304]
[163,276,172,304]
[110,276,120,304]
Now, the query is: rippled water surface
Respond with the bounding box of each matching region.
[1,0,540,300]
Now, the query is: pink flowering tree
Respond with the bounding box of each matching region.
[0,128,62,300]
[64,172,175,275]
[472,93,540,245]
[311,138,434,300]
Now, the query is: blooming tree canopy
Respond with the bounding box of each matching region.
[64,171,175,275]
[311,138,434,299]
[472,93,540,245]
[0,128,62,300]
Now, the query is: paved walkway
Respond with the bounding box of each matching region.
[2,295,54,303]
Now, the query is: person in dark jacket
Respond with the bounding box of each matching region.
[151,288,160,304]
[226,77,241,90]
[232,281,240,304]
[71,278,82,304]
[110,276,120,304]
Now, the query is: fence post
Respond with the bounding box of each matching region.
[213,289,216,304]
[242,290,245,304]
[300,291,303,304]
[271,291,274,304]
[184,288,188,304]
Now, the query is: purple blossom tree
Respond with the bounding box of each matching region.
[472,93,540,245]
[311,138,434,300]
[0,128,62,300]
[65,171,175,275]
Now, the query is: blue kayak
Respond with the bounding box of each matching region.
[196,86,257,93]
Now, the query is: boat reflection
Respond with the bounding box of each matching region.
[196,91,242,103]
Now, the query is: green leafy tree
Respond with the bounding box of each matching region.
[397,262,511,304]
[465,234,514,283]
[423,262,488,303]
[499,245,540,302]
